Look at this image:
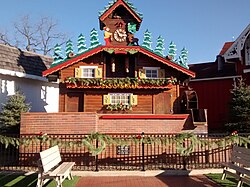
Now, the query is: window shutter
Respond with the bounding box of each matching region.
[130,94,138,106]
[75,68,82,78]
[158,69,165,78]
[103,94,111,105]
[139,69,146,78]
[95,68,102,78]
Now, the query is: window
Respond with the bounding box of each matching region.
[80,66,97,78]
[146,69,158,78]
[143,67,160,78]
[110,93,131,105]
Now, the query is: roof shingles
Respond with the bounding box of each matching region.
[0,44,53,77]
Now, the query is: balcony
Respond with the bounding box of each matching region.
[64,77,177,89]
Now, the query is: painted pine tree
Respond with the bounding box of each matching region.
[142,29,152,50]
[66,40,74,57]
[154,35,165,57]
[77,34,87,54]
[89,28,101,49]
[168,41,177,62]
[179,47,189,68]
[52,44,63,65]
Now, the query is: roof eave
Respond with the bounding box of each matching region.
[43,46,195,78]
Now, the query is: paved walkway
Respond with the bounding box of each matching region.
[75,175,220,187]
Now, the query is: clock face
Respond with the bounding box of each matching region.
[113,28,127,42]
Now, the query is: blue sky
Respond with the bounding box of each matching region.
[0,0,249,64]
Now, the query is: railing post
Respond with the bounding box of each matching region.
[95,139,99,172]
[182,141,187,170]
[141,132,145,171]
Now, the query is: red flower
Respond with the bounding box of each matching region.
[231,130,238,136]
[120,102,123,105]
[137,135,142,139]
[39,132,43,136]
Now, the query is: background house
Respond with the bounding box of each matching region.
[189,24,250,131]
[0,44,59,112]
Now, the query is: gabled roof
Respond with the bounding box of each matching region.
[43,45,195,78]
[219,42,234,56]
[0,43,52,77]
[223,24,250,61]
[99,0,143,28]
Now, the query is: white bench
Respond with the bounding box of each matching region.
[36,145,75,187]
[221,146,250,187]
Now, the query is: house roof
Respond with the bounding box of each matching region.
[99,0,143,30]
[0,43,53,77]
[219,42,234,55]
[189,61,236,79]
[43,45,195,78]
[223,24,250,61]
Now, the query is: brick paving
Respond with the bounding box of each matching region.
[75,175,220,187]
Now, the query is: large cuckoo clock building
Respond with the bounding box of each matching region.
[21,0,207,135]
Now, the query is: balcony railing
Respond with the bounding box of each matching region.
[64,77,177,89]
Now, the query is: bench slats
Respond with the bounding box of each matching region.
[222,146,250,187]
[40,146,62,173]
[50,162,75,177]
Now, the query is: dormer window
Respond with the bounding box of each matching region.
[144,67,159,78]
[138,67,165,79]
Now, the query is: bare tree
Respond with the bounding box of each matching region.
[0,30,12,46]
[14,15,39,52]
[0,15,67,55]
[37,17,67,55]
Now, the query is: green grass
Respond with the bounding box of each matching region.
[206,173,250,187]
[0,173,79,187]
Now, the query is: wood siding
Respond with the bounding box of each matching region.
[189,78,234,129]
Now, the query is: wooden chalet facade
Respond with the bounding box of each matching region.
[43,0,195,115]
[19,0,211,135]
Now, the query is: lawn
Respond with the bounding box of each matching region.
[0,172,79,187]
[206,173,250,187]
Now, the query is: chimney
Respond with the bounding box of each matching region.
[217,55,224,71]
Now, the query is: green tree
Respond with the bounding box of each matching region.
[168,41,177,62]
[65,40,74,57]
[89,28,101,49]
[0,92,31,134]
[179,47,189,68]
[77,33,87,54]
[52,44,63,66]
[141,29,152,50]
[226,79,250,132]
[154,35,165,57]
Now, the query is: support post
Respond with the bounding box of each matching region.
[141,132,145,171]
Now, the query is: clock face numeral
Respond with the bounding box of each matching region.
[114,28,127,42]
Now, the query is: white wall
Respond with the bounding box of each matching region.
[0,74,59,112]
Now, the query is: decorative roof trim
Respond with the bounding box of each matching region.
[224,24,250,61]
[43,46,195,78]
[99,0,142,23]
